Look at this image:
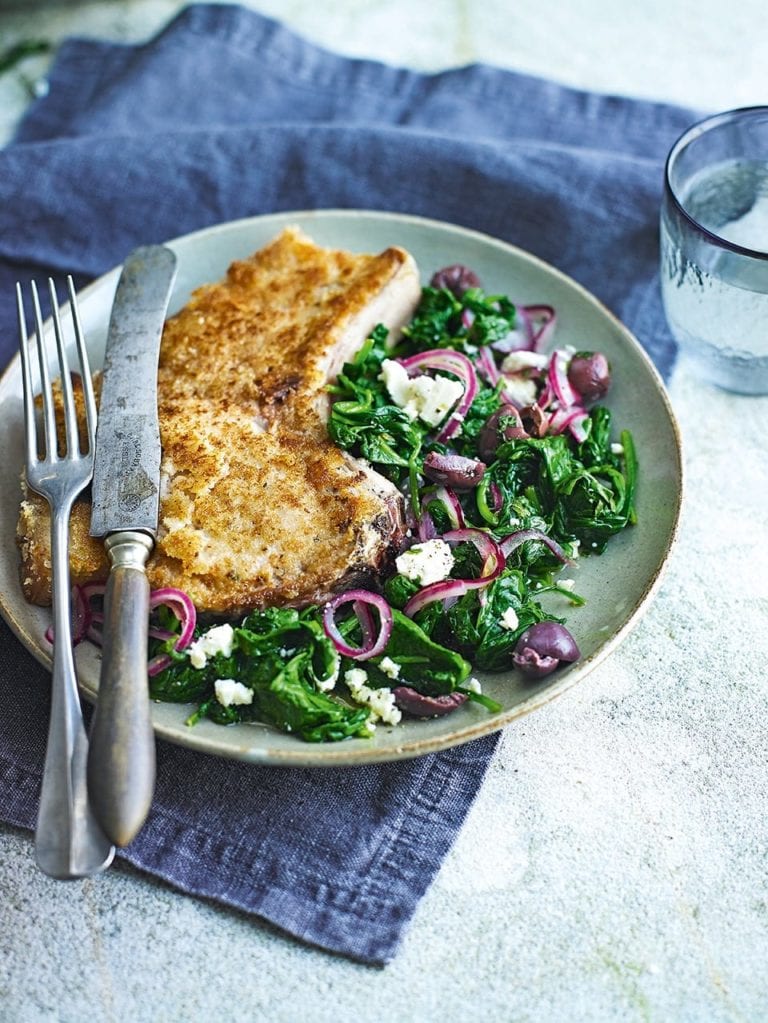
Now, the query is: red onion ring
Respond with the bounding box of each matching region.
[147,587,198,676]
[547,349,579,409]
[418,485,465,542]
[323,589,393,660]
[489,482,504,514]
[403,528,504,618]
[403,578,469,618]
[521,305,557,351]
[44,583,91,647]
[442,527,504,582]
[490,305,556,354]
[500,528,575,567]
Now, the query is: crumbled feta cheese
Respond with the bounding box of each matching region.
[380,359,412,409]
[316,657,340,693]
[344,668,402,726]
[187,623,235,669]
[498,374,537,406]
[380,359,464,427]
[466,677,482,694]
[500,350,549,374]
[214,678,253,707]
[610,442,624,455]
[500,606,519,631]
[559,578,576,591]
[344,667,369,689]
[378,656,401,680]
[395,538,455,586]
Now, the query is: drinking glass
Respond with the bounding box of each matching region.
[660,106,768,394]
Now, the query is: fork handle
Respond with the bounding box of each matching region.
[88,531,156,847]
[35,502,115,879]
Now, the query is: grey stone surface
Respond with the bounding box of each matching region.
[1,3,767,1021]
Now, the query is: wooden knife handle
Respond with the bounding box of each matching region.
[87,531,156,847]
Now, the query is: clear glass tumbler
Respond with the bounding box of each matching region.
[660,106,768,394]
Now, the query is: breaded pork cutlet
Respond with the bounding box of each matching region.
[17,227,422,615]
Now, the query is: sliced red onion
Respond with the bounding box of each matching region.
[547,349,579,409]
[500,528,575,567]
[522,305,557,350]
[567,410,590,443]
[149,588,197,649]
[417,508,439,542]
[476,346,500,388]
[489,482,504,514]
[490,305,556,354]
[323,589,393,660]
[404,529,505,618]
[397,348,478,443]
[147,586,198,676]
[443,528,504,583]
[44,583,91,647]
[418,486,465,540]
[461,308,475,330]
[403,578,469,618]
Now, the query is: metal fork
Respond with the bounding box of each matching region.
[17,277,115,879]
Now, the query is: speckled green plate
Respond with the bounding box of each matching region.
[0,210,683,766]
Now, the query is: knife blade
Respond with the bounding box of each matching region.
[87,244,177,848]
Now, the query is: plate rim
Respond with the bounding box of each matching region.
[0,208,684,767]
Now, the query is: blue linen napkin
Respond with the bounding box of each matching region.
[0,4,699,964]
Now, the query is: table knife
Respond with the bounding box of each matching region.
[87,245,177,847]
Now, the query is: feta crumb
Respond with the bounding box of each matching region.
[214,678,253,707]
[187,623,235,669]
[316,658,340,693]
[344,668,402,726]
[380,359,464,427]
[559,578,576,591]
[466,677,482,694]
[500,350,549,373]
[500,607,519,631]
[344,667,369,689]
[378,656,401,680]
[611,442,624,455]
[396,538,455,586]
[498,374,538,406]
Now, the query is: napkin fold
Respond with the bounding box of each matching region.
[0,3,699,964]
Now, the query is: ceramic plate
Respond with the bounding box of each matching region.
[0,210,683,766]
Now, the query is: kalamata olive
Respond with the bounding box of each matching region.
[429,264,481,298]
[567,351,611,403]
[477,405,528,461]
[422,451,486,490]
[512,621,580,678]
[393,686,469,718]
[519,403,547,438]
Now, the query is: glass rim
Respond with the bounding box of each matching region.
[664,105,768,263]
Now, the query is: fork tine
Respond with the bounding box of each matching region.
[66,276,97,456]
[30,280,58,462]
[16,283,38,471]
[48,278,78,458]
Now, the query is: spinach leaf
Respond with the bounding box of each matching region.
[400,285,517,357]
[364,609,472,696]
[442,568,557,671]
